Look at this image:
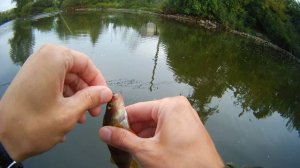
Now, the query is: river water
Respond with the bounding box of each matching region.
[0,11,299,168]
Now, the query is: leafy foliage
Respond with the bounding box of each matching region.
[0,10,16,25]
[12,0,55,16]
[8,0,300,57]
[163,0,300,57]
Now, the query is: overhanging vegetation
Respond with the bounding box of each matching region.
[4,0,300,58]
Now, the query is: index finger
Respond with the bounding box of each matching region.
[126,100,160,124]
[66,49,107,86]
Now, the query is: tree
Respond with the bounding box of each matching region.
[12,0,32,14]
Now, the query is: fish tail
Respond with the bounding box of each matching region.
[130,160,139,168]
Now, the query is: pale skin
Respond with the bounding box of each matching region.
[100,97,224,168]
[0,44,113,162]
[0,44,224,167]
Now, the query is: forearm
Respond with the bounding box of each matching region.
[0,103,19,162]
[0,142,23,168]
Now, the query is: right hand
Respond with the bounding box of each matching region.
[99,96,224,168]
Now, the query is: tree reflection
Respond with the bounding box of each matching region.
[9,19,35,65]
[9,15,55,65]
[31,16,55,32]
[158,21,300,132]
[55,12,104,45]
[7,11,300,134]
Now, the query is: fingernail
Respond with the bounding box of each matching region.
[100,87,112,103]
[100,127,112,143]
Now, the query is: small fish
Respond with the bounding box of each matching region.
[103,93,138,168]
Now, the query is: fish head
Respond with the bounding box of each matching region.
[105,93,130,129]
[107,93,125,115]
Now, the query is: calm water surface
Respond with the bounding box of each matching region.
[0,11,300,168]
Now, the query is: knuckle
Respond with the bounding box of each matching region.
[162,96,188,105]
[175,96,190,107]
[39,44,59,55]
[40,43,52,50]
[36,44,53,57]
[176,96,189,103]
[163,96,189,107]
[164,96,192,114]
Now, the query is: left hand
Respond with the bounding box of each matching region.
[0,44,112,162]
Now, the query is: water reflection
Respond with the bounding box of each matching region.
[139,22,159,37]
[7,11,300,133]
[56,12,104,44]
[32,16,55,32]
[5,11,300,167]
[161,24,300,130]
[9,19,35,65]
[150,38,161,92]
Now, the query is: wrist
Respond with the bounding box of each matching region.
[0,136,26,163]
[0,105,26,163]
[0,142,23,168]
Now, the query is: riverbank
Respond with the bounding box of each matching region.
[1,6,299,64]
[9,0,300,60]
[72,8,300,63]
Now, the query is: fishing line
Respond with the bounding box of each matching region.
[59,13,73,34]
[54,2,73,34]
[0,82,11,87]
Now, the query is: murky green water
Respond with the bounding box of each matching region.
[0,11,299,168]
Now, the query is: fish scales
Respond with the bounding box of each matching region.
[103,93,135,168]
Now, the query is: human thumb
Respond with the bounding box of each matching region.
[66,86,112,116]
[99,126,144,153]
